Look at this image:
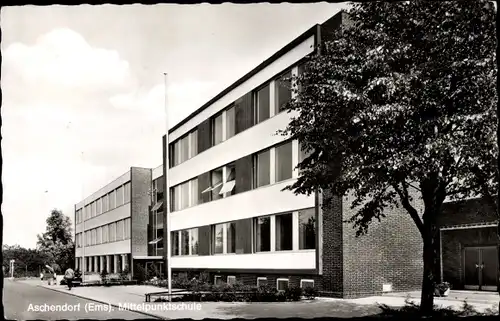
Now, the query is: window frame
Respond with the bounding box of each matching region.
[257,277,267,287]
[227,275,236,285]
[276,278,290,292]
[300,279,315,289]
[274,69,293,114]
[211,112,224,146]
[253,83,271,125]
[214,275,223,285]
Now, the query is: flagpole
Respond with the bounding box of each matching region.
[164,72,172,302]
[81,151,86,283]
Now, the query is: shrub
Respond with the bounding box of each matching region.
[285,286,302,301]
[303,286,318,300]
[99,269,109,285]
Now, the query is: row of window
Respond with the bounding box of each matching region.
[213,275,314,291]
[169,208,316,257]
[169,65,304,168]
[76,218,131,247]
[76,182,131,224]
[167,139,310,212]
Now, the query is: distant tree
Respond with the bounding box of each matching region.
[36,209,75,273]
[2,244,49,277]
[279,1,497,315]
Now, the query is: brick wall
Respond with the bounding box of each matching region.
[438,198,497,227]
[341,189,424,298]
[131,167,152,257]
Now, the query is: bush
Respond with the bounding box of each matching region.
[100,269,109,285]
[285,286,303,301]
[378,298,498,317]
[303,286,318,300]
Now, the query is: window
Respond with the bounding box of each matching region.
[116,220,124,241]
[212,113,223,146]
[116,186,124,207]
[275,71,292,113]
[109,190,116,210]
[156,211,163,229]
[212,224,224,254]
[227,276,236,285]
[171,231,179,256]
[109,222,116,242]
[85,231,90,246]
[277,279,290,291]
[91,202,96,217]
[254,216,271,252]
[214,275,223,285]
[254,149,270,188]
[297,62,307,93]
[97,227,102,244]
[190,178,199,206]
[210,168,223,201]
[299,208,316,250]
[255,84,270,124]
[102,225,109,243]
[220,163,236,196]
[103,194,109,212]
[226,222,236,254]
[173,140,181,166]
[226,105,236,140]
[275,141,293,182]
[91,229,96,245]
[190,228,199,255]
[257,277,267,287]
[276,213,293,251]
[180,135,189,163]
[189,130,198,158]
[124,182,131,204]
[298,141,313,174]
[180,230,190,255]
[300,279,315,289]
[171,185,181,212]
[180,181,190,210]
[97,198,103,215]
[124,218,131,239]
[157,228,164,249]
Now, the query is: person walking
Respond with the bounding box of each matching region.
[64,267,75,290]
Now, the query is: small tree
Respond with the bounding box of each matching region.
[280,1,497,315]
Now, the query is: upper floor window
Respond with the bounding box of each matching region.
[254,149,271,188]
[299,208,316,250]
[212,113,223,146]
[275,213,293,251]
[91,202,96,218]
[116,186,124,207]
[275,70,292,114]
[254,216,271,252]
[298,141,313,174]
[275,141,293,182]
[212,224,224,254]
[219,163,236,196]
[210,167,224,201]
[226,105,236,140]
[103,194,109,212]
[96,198,102,215]
[109,190,116,210]
[124,182,131,204]
[255,84,270,124]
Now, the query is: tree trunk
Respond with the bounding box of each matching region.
[420,229,440,315]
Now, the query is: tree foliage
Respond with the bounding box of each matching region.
[2,244,50,277]
[279,1,497,314]
[36,209,75,273]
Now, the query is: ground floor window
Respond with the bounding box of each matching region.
[214,275,223,285]
[257,277,267,287]
[227,275,236,285]
[276,278,289,291]
[300,279,314,288]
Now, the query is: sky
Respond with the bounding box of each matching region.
[1,3,348,249]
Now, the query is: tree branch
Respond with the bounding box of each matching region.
[392,180,425,236]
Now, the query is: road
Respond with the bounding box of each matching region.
[4,278,159,320]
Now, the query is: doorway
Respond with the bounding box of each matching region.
[463,246,498,291]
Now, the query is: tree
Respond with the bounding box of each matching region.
[2,244,49,277]
[279,1,497,315]
[36,209,75,273]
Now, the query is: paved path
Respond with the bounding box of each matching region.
[4,278,158,320]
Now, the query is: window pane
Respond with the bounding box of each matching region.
[298,63,306,93]
[298,141,313,174]
[181,182,190,210]
[91,202,96,217]
[190,178,199,206]
[226,222,236,253]
[110,223,116,242]
[124,182,131,203]
[275,71,292,113]
[174,185,181,211]
[181,230,189,255]
[109,191,116,209]
[171,232,179,256]
[211,168,223,201]
[97,198,102,215]
[102,225,108,243]
[226,106,236,139]
[116,186,124,207]
[181,136,189,163]
[224,163,236,196]
[299,208,316,250]
[156,211,163,228]
[254,217,271,252]
[117,220,124,241]
[277,279,289,291]
[256,85,270,123]
[276,213,293,251]
[213,224,224,254]
[190,130,198,158]
[103,195,109,212]
[275,142,293,182]
[212,114,223,145]
[255,150,270,187]
[157,228,164,249]
[190,228,199,255]
[174,140,181,166]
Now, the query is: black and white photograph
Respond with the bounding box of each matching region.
[1,1,498,320]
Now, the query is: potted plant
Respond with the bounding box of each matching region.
[434,282,451,297]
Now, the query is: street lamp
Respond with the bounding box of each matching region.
[10,259,15,278]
